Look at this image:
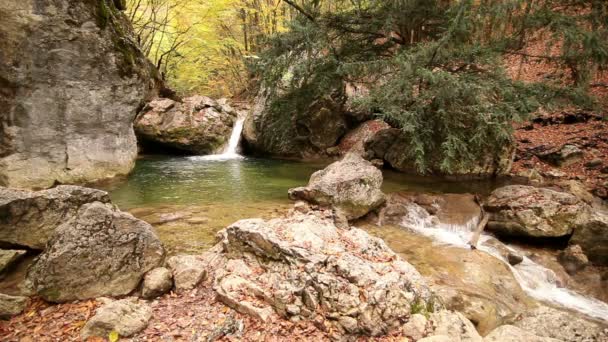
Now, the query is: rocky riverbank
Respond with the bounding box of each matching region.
[2,154,607,341]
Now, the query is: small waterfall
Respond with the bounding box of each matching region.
[401,202,608,322]
[189,116,245,161]
[222,117,245,155]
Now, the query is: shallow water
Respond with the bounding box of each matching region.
[97,156,501,253]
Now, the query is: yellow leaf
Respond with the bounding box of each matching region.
[108,330,120,342]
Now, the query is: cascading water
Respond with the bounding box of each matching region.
[401,202,608,322]
[190,116,246,161]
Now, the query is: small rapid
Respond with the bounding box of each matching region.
[190,116,246,161]
[401,203,608,322]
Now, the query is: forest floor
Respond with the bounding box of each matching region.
[511,110,608,200]
[0,278,407,342]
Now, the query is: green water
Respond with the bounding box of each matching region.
[98,156,503,254]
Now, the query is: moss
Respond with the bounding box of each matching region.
[96,0,111,29]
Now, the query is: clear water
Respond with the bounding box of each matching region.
[96,155,501,253]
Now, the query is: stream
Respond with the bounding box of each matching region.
[91,121,608,326]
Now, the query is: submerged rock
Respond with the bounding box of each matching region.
[81,298,152,339]
[485,185,588,238]
[134,96,238,154]
[27,202,165,302]
[0,0,159,189]
[205,208,439,337]
[0,293,29,319]
[141,267,173,299]
[288,153,385,220]
[0,186,110,249]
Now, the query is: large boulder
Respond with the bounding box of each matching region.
[288,153,385,220]
[81,298,152,339]
[0,186,110,249]
[134,96,238,154]
[365,128,514,178]
[484,185,589,238]
[242,89,349,158]
[205,208,440,337]
[0,0,159,189]
[27,202,165,302]
[570,211,608,265]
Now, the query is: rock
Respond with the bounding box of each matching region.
[0,0,159,189]
[507,253,524,266]
[365,128,514,177]
[0,293,29,319]
[337,120,390,156]
[484,325,561,342]
[288,153,385,220]
[425,310,483,342]
[166,255,207,292]
[0,250,27,274]
[27,202,165,302]
[402,313,429,341]
[205,209,439,337]
[510,305,608,342]
[0,186,110,249]
[81,298,152,339]
[542,168,566,178]
[141,267,173,299]
[536,144,583,167]
[485,185,589,238]
[134,96,238,154]
[242,88,349,158]
[584,158,603,168]
[558,180,598,206]
[570,210,608,265]
[558,245,589,274]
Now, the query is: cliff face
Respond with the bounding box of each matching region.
[0,0,159,189]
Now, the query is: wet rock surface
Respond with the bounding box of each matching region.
[0,0,159,189]
[27,202,165,302]
[81,297,152,339]
[288,153,385,220]
[135,96,238,154]
[205,208,440,337]
[0,186,110,249]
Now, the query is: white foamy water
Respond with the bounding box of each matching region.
[402,203,608,322]
[189,117,245,161]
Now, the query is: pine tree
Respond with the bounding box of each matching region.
[254,0,608,174]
